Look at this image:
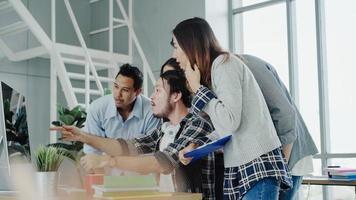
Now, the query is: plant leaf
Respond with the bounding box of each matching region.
[59,114,75,125]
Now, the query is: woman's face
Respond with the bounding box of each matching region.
[171,35,189,70]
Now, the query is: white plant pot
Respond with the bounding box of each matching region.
[35,171,58,198]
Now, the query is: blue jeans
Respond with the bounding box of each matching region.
[279,176,303,200]
[242,178,280,200]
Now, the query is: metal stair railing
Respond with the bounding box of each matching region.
[63,0,104,108]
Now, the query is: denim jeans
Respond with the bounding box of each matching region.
[242,178,280,200]
[279,175,303,200]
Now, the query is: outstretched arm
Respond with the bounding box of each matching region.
[80,154,164,174]
[50,125,125,156]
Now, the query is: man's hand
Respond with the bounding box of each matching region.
[80,154,110,172]
[178,143,197,165]
[49,125,85,142]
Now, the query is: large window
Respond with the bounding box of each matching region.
[230,0,356,199]
[325,0,356,154]
[296,0,320,152]
[238,3,289,87]
[233,0,271,8]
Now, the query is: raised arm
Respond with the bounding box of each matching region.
[50,125,125,156]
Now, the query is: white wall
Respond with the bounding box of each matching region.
[205,0,230,51]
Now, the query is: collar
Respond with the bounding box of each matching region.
[179,112,193,127]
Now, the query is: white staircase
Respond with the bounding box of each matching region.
[0,0,156,143]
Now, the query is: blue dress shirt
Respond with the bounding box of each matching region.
[83,94,161,154]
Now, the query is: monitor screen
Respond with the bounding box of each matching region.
[0,81,31,189]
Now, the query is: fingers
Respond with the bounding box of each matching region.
[49,126,64,131]
[178,143,197,165]
[193,64,199,72]
[179,151,193,165]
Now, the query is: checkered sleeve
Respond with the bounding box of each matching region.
[155,118,214,174]
[191,86,217,115]
[129,128,161,154]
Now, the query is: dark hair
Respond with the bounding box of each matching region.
[160,58,180,75]
[172,17,227,88]
[160,70,191,108]
[116,63,143,90]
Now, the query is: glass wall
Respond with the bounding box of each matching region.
[230,0,356,199]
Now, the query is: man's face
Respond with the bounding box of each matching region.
[112,74,140,109]
[171,35,190,70]
[150,78,173,118]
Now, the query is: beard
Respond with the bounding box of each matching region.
[153,100,173,119]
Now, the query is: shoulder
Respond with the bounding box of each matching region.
[139,94,152,106]
[211,53,246,75]
[186,114,214,133]
[138,94,153,113]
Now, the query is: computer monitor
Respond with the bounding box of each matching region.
[0,81,31,190]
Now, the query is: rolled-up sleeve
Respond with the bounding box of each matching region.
[154,118,213,174]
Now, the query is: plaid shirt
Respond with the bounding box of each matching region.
[224,148,292,199]
[122,113,216,200]
[192,86,292,199]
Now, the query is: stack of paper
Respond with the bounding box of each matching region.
[324,167,356,180]
[93,174,159,198]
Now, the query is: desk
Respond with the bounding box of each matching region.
[0,191,202,200]
[302,176,356,194]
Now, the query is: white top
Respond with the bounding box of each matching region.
[158,122,180,192]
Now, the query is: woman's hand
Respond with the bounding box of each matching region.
[178,143,198,165]
[184,63,202,93]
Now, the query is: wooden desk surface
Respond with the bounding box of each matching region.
[302,176,356,186]
[0,192,202,200]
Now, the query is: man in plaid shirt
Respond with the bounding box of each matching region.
[51,70,216,200]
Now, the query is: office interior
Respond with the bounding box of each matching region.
[0,0,355,199]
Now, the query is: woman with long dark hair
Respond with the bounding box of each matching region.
[175,17,291,200]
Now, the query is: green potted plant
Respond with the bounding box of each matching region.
[34,145,74,197]
[49,105,87,187]
[50,105,86,152]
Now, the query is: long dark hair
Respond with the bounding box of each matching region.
[172,17,227,88]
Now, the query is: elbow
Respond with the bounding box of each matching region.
[154,152,176,174]
[279,130,297,146]
[158,166,173,174]
[216,116,241,133]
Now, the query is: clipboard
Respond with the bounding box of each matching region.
[184,135,232,162]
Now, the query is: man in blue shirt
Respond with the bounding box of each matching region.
[83,64,160,155]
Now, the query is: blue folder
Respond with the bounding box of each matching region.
[184,135,232,162]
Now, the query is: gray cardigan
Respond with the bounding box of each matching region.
[241,54,318,169]
[203,54,281,167]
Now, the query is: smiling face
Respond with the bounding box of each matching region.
[171,35,190,70]
[150,78,173,118]
[112,74,140,109]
